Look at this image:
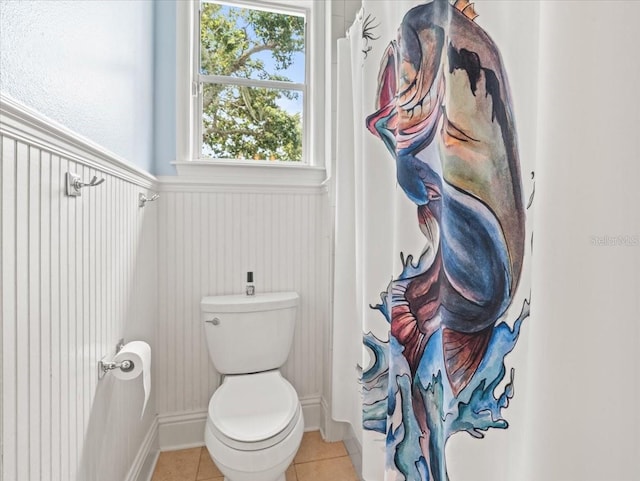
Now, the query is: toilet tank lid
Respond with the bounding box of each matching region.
[201,291,299,313]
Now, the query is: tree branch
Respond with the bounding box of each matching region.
[226,42,277,75]
[205,126,256,137]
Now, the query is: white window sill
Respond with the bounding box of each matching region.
[170,160,327,188]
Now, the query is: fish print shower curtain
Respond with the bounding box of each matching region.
[333,1,535,480]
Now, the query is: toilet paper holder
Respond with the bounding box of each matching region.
[98,338,136,379]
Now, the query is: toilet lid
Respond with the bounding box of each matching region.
[209,371,299,449]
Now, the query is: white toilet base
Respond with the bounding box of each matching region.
[205,406,304,481]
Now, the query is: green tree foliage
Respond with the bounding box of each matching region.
[200,3,304,161]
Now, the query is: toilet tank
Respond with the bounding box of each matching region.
[201,292,299,375]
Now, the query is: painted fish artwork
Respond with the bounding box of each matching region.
[362,1,531,480]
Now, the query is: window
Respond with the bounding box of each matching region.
[176,0,325,182]
[197,1,307,163]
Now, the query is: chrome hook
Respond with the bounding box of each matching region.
[65,172,105,196]
[139,192,159,208]
[82,176,105,188]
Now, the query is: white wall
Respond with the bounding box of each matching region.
[155,180,331,428]
[0,99,158,481]
[0,0,155,173]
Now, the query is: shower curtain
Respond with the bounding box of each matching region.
[333,1,537,480]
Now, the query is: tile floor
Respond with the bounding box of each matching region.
[151,431,359,481]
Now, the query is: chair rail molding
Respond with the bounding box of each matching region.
[0,93,156,188]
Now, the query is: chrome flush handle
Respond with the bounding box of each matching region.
[206,317,221,326]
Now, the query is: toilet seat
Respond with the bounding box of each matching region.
[208,370,300,451]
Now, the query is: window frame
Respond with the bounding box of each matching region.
[175,0,326,183]
[195,0,309,164]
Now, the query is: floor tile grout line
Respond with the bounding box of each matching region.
[293,453,352,466]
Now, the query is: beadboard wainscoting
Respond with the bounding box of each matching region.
[155,178,334,445]
[0,97,159,481]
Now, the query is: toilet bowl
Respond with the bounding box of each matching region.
[204,371,304,481]
[201,292,302,481]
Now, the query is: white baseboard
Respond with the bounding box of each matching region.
[157,411,208,450]
[320,397,349,442]
[301,396,322,432]
[343,423,363,480]
[125,417,159,481]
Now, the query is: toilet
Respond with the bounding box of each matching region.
[201,292,303,481]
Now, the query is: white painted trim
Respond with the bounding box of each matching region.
[320,396,348,442]
[156,396,324,451]
[212,0,315,13]
[343,423,363,481]
[0,94,156,188]
[176,0,196,163]
[199,74,305,91]
[157,170,329,195]
[158,411,208,451]
[172,160,326,184]
[138,450,161,481]
[308,0,326,168]
[301,395,322,432]
[125,417,160,481]
[176,0,326,169]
